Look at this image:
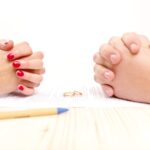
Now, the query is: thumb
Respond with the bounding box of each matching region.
[121,32,141,54]
[0,39,14,51]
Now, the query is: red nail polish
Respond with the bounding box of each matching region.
[13,61,21,68]
[7,53,14,61]
[16,70,24,77]
[18,85,24,91]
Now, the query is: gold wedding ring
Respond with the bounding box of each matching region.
[63,91,83,97]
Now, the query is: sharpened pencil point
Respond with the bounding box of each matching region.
[57,108,69,114]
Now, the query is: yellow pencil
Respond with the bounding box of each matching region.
[0,108,69,119]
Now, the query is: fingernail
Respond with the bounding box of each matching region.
[18,85,24,91]
[110,54,118,64]
[12,61,21,68]
[16,70,24,77]
[104,71,111,80]
[104,88,113,97]
[130,43,138,53]
[7,53,14,61]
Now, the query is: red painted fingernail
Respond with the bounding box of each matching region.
[7,53,14,61]
[12,61,21,68]
[16,70,24,77]
[18,85,24,91]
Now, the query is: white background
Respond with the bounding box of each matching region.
[0,0,149,89]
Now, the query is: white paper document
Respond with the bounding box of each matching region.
[0,86,148,109]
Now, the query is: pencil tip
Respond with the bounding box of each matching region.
[57,108,69,114]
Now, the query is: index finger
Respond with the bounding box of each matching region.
[7,42,33,61]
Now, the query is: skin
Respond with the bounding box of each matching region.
[0,49,21,95]
[93,33,150,103]
[93,32,141,96]
[0,40,45,95]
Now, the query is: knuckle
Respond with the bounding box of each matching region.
[122,32,136,40]
[93,53,98,62]
[139,34,149,42]
[39,61,44,68]
[23,41,30,47]
[94,74,103,84]
[35,83,40,87]
[93,64,98,72]
[22,41,32,53]
[41,68,46,74]
[37,51,44,58]
[40,68,46,74]
[93,55,96,62]
[99,44,113,58]
[122,32,130,41]
[99,44,108,53]
[37,75,43,83]
[109,36,120,44]
[35,60,44,69]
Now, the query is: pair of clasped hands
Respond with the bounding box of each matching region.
[93,32,150,103]
[0,40,44,96]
